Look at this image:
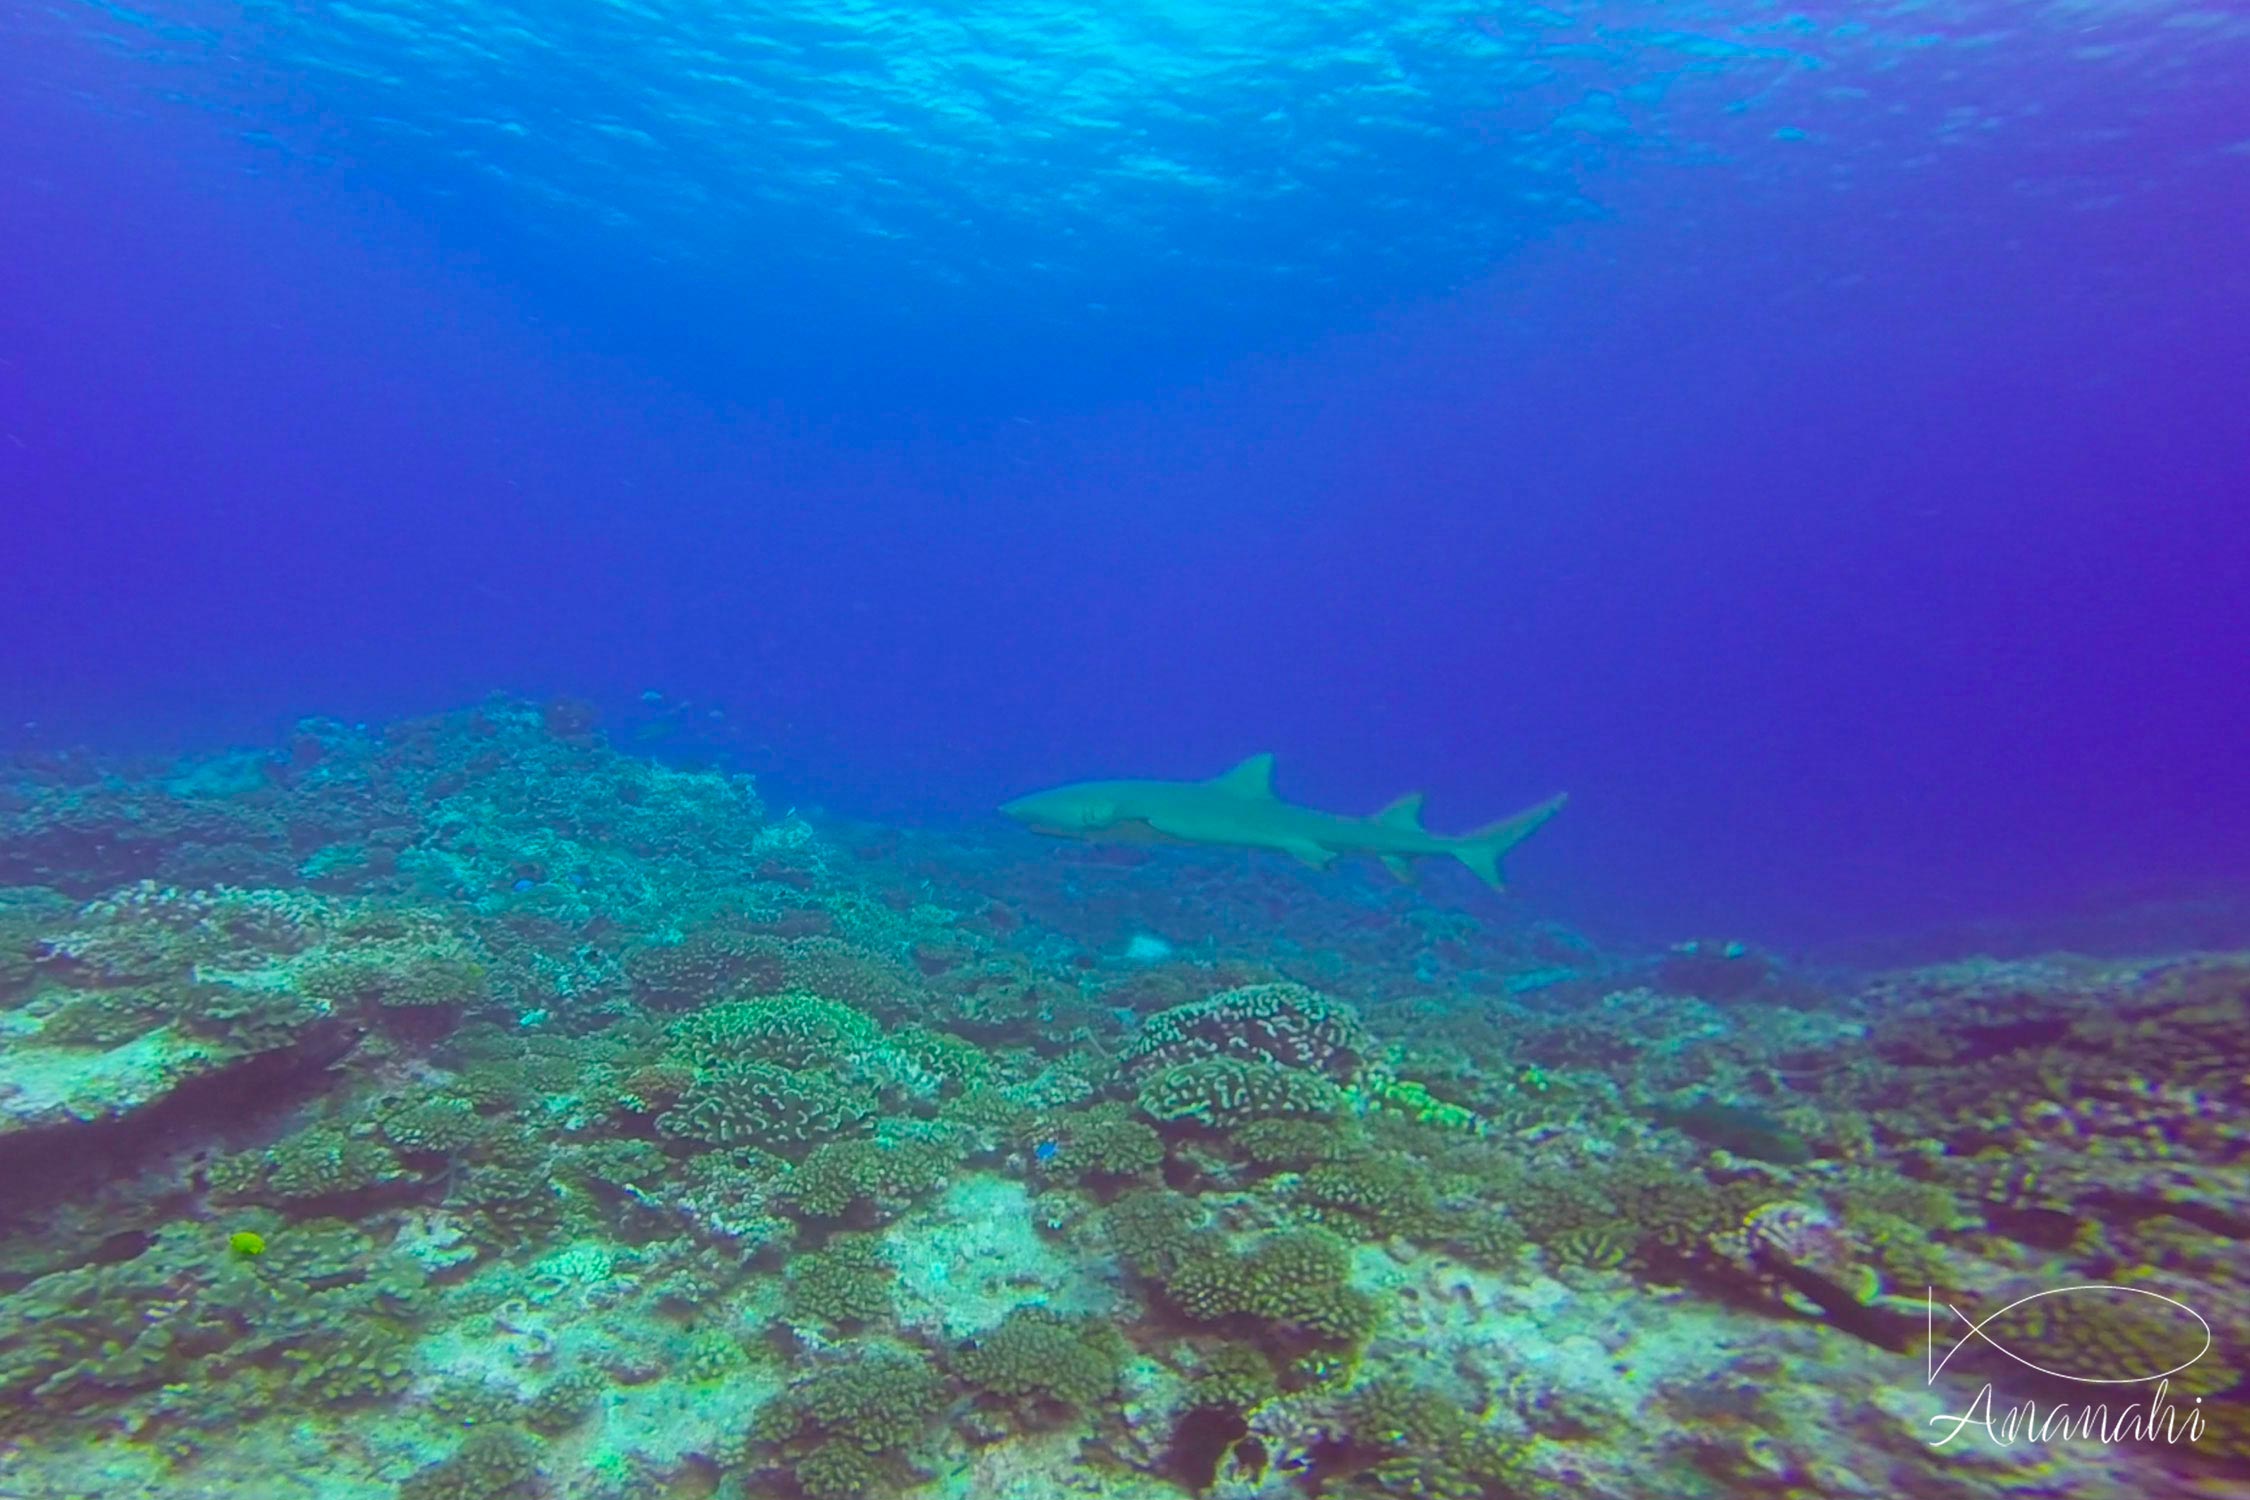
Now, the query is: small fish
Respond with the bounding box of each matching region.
[228,1230,267,1258]
[511,878,535,893]
[1033,1140,1059,1163]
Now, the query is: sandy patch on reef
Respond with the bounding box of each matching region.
[886,1175,1119,1342]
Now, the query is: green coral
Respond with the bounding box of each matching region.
[1831,1165,1977,1232]
[1104,1188,1203,1278]
[210,1123,410,1206]
[0,1219,430,1428]
[298,947,489,1011]
[523,1368,607,1435]
[398,1426,542,1500]
[780,1136,953,1219]
[1443,1213,1530,1269]
[1124,982,1369,1076]
[1544,1223,1635,1270]
[952,1306,1128,1418]
[1042,1102,1165,1181]
[622,930,765,1004]
[379,1095,491,1156]
[0,931,40,1003]
[676,1330,750,1383]
[1979,1285,2235,1396]
[32,985,179,1047]
[1232,1117,1358,1167]
[555,1138,673,1199]
[658,1059,876,1152]
[938,1084,1035,1135]
[1341,1376,1528,1500]
[668,993,883,1070]
[427,1377,527,1429]
[1501,1156,1765,1276]
[1185,1343,1279,1412]
[1165,1228,1380,1345]
[1295,1153,1440,1239]
[1349,1074,1488,1134]
[796,1439,884,1500]
[1137,1057,1345,1126]
[278,1320,415,1404]
[787,1233,897,1327]
[756,1347,944,1495]
[447,1134,565,1243]
[888,1023,994,1093]
[795,1351,944,1448]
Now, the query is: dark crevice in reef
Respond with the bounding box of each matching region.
[0,1018,364,1228]
[1165,1405,1248,1492]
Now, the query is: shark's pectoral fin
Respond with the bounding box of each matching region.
[1380,856,1417,884]
[1278,840,1336,870]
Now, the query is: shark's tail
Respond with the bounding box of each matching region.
[1453,793,1568,892]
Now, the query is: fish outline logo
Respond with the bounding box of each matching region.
[1927,1284,2212,1387]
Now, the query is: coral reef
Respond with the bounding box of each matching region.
[0,699,2241,1500]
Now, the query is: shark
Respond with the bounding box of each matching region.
[1000,754,1566,891]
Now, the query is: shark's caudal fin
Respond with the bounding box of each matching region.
[1452,793,1568,891]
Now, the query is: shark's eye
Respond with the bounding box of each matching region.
[1080,802,1117,826]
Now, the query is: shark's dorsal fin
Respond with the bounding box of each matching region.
[1373,792,1425,830]
[1209,753,1276,798]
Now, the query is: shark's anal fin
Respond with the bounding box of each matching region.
[1209,753,1277,798]
[1373,792,1426,830]
[1380,855,1418,884]
[1279,840,1335,870]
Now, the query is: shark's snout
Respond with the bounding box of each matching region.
[1000,786,1118,834]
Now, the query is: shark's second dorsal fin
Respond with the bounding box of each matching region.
[1374,792,1425,830]
[1209,752,1276,798]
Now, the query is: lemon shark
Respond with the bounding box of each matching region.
[1001,754,1566,891]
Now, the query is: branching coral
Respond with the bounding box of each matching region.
[208,1123,412,1207]
[622,928,774,1005]
[786,1232,896,1327]
[951,1305,1128,1420]
[379,1094,491,1156]
[779,1136,955,1219]
[1294,1153,1441,1240]
[398,1426,543,1500]
[1137,1057,1346,1125]
[1039,1101,1165,1182]
[667,993,885,1071]
[1165,1228,1380,1346]
[1123,982,1369,1077]
[1231,1116,1360,1167]
[658,1060,876,1152]
[1104,1188,1206,1278]
[1335,1376,1529,1500]
[751,1349,944,1499]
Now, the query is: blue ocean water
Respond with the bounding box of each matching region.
[5,0,2249,948]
